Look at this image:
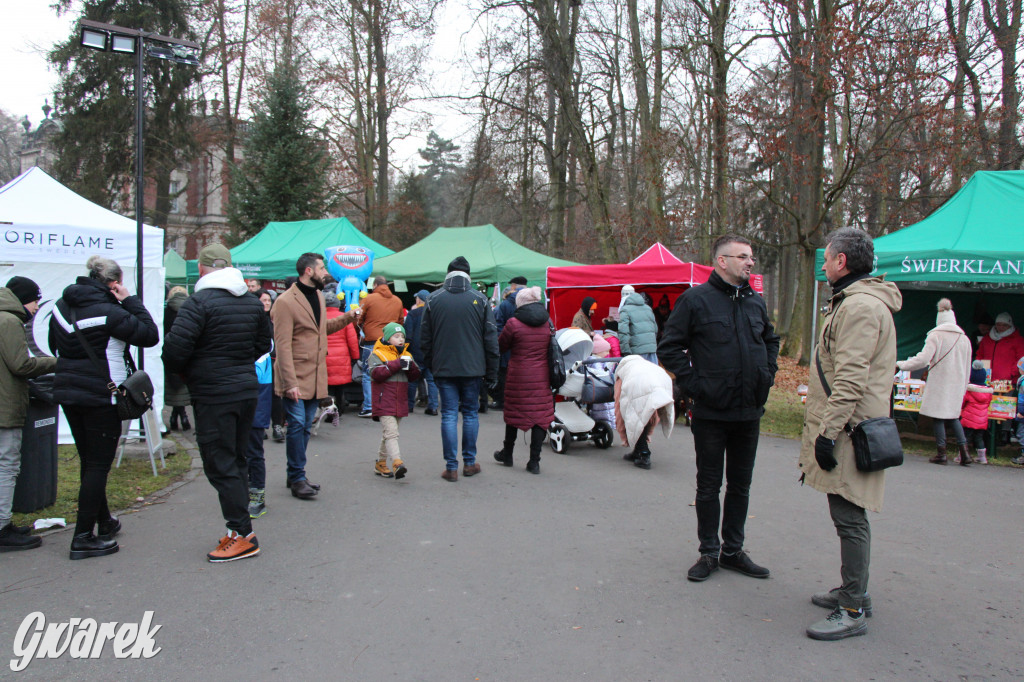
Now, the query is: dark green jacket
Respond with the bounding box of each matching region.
[0,288,57,428]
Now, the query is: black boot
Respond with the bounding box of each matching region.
[526,426,543,474]
[180,410,191,432]
[0,523,41,552]
[169,410,179,431]
[634,440,652,470]
[69,533,119,560]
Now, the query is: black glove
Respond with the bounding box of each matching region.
[814,435,838,472]
[485,378,499,390]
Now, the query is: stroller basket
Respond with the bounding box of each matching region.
[579,357,620,404]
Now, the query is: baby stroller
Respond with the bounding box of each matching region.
[548,328,620,454]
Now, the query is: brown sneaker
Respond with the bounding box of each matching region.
[207,531,260,563]
[374,460,394,478]
[392,459,407,480]
[441,469,458,482]
[463,462,482,477]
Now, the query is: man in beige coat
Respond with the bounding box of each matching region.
[800,227,902,641]
[272,253,357,499]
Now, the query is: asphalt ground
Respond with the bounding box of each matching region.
[1,405,1022,680]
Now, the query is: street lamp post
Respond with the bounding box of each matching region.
[79,19,199,369]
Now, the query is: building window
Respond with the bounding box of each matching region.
[169,180,180,214]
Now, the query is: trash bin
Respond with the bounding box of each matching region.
[12,376,59,513]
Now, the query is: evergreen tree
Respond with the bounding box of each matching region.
[417,131,462,226]
[227,63,333,241]
[48,0,198,225]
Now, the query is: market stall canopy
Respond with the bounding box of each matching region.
[814,171,1024,284]
[186,217,394,280]
[164,248,187,286]
[546,244,717,328]
[372,224,579,286]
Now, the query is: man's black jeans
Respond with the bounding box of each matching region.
[193,398,257,536]
[691,417,761,556]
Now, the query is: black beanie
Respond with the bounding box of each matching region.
[6,276,41,305]
[448,256,471,274]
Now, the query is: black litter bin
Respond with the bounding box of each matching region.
[12,375,59,513]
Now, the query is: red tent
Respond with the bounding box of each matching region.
[545,242,765,329]
[545,243,713,328]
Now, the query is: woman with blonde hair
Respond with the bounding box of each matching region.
[49,256,159,559]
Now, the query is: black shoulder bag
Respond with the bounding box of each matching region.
[69,309,154,420]
[548,322,567,390]
[816,350,903,472]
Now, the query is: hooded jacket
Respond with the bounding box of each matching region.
[618,293,659,355]
[359,284,404,344]
[162,267,271,404]
[975,329,1024,383]
[658,271,780,421]
[0,287,57,427]
[960,383,994,430]
[50,276,159,407]
[367,339,421,418]
[798,276,902,513]
[897,323,972,419]
[325,306,360,385]
[499,301,554,430]
[420,271,499,381]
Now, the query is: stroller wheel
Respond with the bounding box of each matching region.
[592,421,613,449]
[549,424,570,454]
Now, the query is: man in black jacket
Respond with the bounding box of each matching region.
[163,244,271,563]
[658,234,780,583]
[420,257,499,481]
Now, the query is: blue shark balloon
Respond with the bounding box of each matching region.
[325,245,375,312]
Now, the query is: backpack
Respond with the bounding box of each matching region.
[548,323,567,390]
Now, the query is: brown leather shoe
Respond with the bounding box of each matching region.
[290,479,318,499]
[463,462,482,477]
[441,469,458,482]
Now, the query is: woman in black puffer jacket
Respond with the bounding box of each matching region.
[49,256,159,560]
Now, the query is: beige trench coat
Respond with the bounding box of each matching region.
[799,277,902,513]
[272,284,355,400]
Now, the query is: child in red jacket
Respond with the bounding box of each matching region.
[960,361,993,464]
[367,322,420,479]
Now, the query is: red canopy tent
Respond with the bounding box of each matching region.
[545,242,764,329]
[545,243,711,328]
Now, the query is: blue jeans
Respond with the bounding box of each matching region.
[283,397,319,484]
[360,344,374,411]
[436,377,481,470]
[408,367,438,411]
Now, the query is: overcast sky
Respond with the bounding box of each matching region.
[1,2,478,170]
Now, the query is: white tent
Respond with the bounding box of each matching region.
[0,167,165,442]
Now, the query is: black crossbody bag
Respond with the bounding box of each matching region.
[816,350,903,472]
[69,309,154,420]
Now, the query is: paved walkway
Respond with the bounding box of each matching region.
[2,407,1022,679]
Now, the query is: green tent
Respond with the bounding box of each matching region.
[372,225,580,288]
[813,171,1024,357]
[164,248,188,288]
[186,217,394,280]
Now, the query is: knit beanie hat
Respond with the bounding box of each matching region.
[936,298,955,326]
[969,360,988,386]
[5,276,41,305]
[383,322,405,343]
[415,289,431,302]
[621,285,635,299]
[447,256,471,274]
[592,335,611,357]
[516,286,542,308]
[996,311,1013,326]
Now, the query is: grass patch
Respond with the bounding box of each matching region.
[761,388,807,439]
[11,439,192,529]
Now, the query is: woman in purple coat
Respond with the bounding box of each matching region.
[493,286,554,474]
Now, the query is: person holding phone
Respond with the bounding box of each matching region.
[367,323,420,479]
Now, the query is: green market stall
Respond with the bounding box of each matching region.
[815,171,1024,358]
[372,225,580,293]
[186,217,394,281]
